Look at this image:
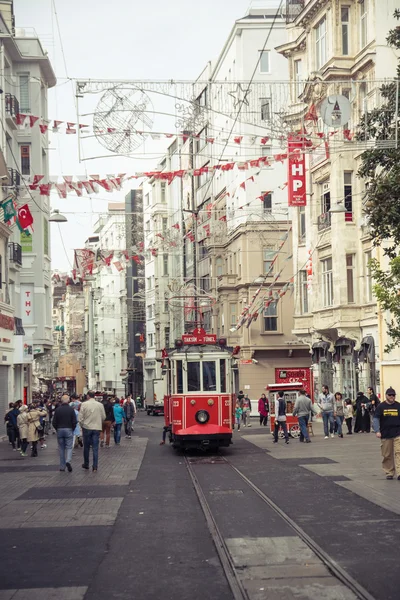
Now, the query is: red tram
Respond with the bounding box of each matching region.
[163,328,236,450]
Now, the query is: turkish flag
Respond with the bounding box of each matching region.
[18,204,34,229]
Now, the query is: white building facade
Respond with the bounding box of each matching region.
[277,0,400,397]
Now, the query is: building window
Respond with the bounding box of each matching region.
[43,217,49,256]
[341,7,350,55]
[259,50,270,73]
[148,333,154,347]
[263,192,272,214]
[315,17,327,70]
[260,98,271,121]
[263,247,275,274]
[321,257,334,307]
[20,144,30,176]
[299,206,306,241]
[346,255,355,303]
[294,59,303,97]
[145,193,150,206]
[365,250,373,302]
[147,305,153,319]
[264,302,278,331]
[360,0,368,48]
[203,310,211,332]
[344,172,353,213]
[160,182,166,203]
[320,181,331,213]
[216,257,223,277]
[164,326,170,348]
[229,303,237,326]
[300,271,308,314]
[19,73,30,112]
[163,253,168,276]
[162,217,168,233]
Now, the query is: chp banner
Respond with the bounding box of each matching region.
[287,134,307,207]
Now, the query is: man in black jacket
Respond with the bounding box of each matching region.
[100,396,115,448]
[52,395,77,472]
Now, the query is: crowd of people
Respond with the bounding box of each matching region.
[4,391,138,472]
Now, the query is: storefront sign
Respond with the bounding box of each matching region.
[275,368,312,397]
[240,360,253,365]
[288,135,307,206]
[0,313,15,331]
[144,360,156,369]
[21,284,34,325]
[21,231,33,253]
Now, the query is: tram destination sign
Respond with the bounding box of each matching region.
[182,328,217,345]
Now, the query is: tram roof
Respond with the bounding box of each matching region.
[168,345,233,356]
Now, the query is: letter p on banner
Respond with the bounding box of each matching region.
[288,135,306,206]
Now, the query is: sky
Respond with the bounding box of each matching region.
[13,0,258,272]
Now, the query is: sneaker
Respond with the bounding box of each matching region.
[272,440,277,443]
[105,445,110,449]
[324,436,329,439]
[339,434,343,438]
[330,434,334,438]
[248,424,252,428]
[306,439,311,443]
[160,441,165,445]
[66,462,72,473]
[59,469,65,472]
[285,440,289,444]
[82,464,89,470]
[386,475,394,480]
[100,441,104,448]
[20,452,28,456]
[92,467,97,472]
[41,444,47,449]
[128,436,132,439]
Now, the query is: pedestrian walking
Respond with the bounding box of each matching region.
[317,385,335,439]
[334,392,345,438]
[241,394,252,427]
[79,390,106,472]
[354,391,370,433]
[5,402,19,450]
[124,396,136,438]
[273,391,289,444]
[234,400,242,431]
[367,386,380,428]
[292,389,318,443]
[100,396,114,448]
[113,400,125,445]
[17,405,29,456]
[344,399,354,434]
[160,423,172,445]
[52,395,77,472]
[70,401,83,448]
[27,401,47,457]
[258,393,269,426]
[373,387,400,480]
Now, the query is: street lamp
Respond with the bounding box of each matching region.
[329,203,347,214]
[49,209,68,222]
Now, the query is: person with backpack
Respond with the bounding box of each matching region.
[273,391,289,444]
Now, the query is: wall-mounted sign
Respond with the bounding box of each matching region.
[21,284,34,325]
[21,231,33,253]
[0,313,15,331]
[182,328,217,345]
[288,135,307,207]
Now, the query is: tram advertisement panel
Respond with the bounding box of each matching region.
[275,368,312,398]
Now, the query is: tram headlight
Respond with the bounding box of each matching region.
[195,410,210,424]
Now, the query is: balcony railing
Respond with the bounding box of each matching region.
[2,168,21,189]
[5,94,19,127]
[9,243,22,266]
[317,212,331,231]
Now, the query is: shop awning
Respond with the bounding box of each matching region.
[312,341,331,363]
[312,341,330,351]
[358,336,375,362]
[335,337,355,348]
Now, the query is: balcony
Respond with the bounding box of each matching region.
[5,94,19,129]
[9,242,22,267]
[2,168,21,190]
[317,212,331,231]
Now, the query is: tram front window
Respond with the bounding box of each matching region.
[220,359,226,393]
[203,361,217,391]
[187,362,201,391]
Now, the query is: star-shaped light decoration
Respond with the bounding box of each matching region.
[228,83,251,111]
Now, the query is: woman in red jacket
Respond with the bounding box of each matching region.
[258,393,269,426]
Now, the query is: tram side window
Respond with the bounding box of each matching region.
[220,359,226,393]
[187,362,201,391]
[203,361,216,391]
[176,361,183,394]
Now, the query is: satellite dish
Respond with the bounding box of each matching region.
[320,95,351,127]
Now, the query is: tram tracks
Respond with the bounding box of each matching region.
[185,455,376,600]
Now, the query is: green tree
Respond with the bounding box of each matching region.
[357,10,400,350]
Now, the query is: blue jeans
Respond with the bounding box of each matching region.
[57,428,73,470]
[114,423,122,444]
[83,428,100,469]
[335,415,344,435]
[322,411,334,436]
[298,415,309,441]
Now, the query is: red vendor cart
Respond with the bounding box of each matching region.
[267,382,303,438]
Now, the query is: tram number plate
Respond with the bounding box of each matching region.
[173,401,180,407]
[173,420,182,426]
[223,419,230,425]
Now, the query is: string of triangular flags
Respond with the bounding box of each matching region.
[13,110,355,143]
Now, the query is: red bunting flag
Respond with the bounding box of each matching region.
[234,136,243,144]
[240,181,246,190]
[206,137,215,144]
[304,104,318,123]
[172,223,180,230]
[29,115,39,128]
[16,114,27,126]
[53,120,63,131]
[260,137,269,145]
[39,184,52,196]
[55,183,67,198]
[39,124,49,134]
[219,215,227,222]
[343,129,353,141]
[32,175,44,186]
[150,249,158,257]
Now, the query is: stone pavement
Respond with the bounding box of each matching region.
[240,418,400,516]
